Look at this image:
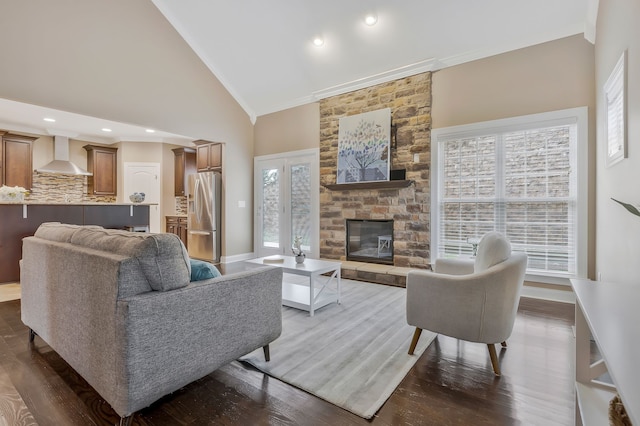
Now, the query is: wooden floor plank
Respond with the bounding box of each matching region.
[0,296,576,425]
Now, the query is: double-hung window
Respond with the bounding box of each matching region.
[431,107,588,283]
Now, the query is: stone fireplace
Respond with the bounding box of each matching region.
[346,219,394,265]
[319,71,432,270]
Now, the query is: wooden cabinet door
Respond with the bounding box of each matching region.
[166,216,179,235]
[93,149,117,195]
[2,134,35,189]
[84,145,118,195]
[174,151,186,195]
[172,147,196,196]
[208,143,222,168]
[178,217,188,248]
[196,143,222,172]
[196,145,210,172]
[166,216,188,248]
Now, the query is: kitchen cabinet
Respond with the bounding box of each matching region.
[166,215,188,248]
[1,131,36,189]
[172,147,196,196]
[196,142,222,172]
[0,203,149,283]
[84,144,118,195]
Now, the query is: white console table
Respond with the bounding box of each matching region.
[571,279,639,425]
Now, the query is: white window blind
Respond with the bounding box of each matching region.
[432,108,587,281]
[604,51,626,166]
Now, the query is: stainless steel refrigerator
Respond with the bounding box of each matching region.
[187,171,221,262]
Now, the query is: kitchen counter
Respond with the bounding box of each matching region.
[0,203,151,283]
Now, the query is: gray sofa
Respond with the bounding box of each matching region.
[20,222,283,424]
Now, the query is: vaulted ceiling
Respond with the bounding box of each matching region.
[152,0,596,121]
[0,1,596,141]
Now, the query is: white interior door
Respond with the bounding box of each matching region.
[124,162,161,233]
[254,149,319,259]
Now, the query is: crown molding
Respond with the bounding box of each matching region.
[311,58,438,101]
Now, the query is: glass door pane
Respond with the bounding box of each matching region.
[262,166,280,250]
[290,162,311,253]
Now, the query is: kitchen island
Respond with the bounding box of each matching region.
[0,202,150,283]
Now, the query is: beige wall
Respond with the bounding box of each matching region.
[594,0,640,284]
[254,103,320,157]
[0,0,254,258]
[432,35,595,128]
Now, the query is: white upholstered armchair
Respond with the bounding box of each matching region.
[406,232,528,375]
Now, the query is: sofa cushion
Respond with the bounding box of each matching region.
[189,259,221,281]
[69,227,191,291]
[34,222,104,243]
[474,231,511,273]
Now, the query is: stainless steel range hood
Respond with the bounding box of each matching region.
[37,136,92,176]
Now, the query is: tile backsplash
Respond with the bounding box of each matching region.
[28,172,115,203]
[175,196,187,215]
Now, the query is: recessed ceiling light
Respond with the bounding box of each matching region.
[364,14,378,26]
[313,37,324,47]
[43,117,56,122]
[145,129,155,133]
[101,128,112,132]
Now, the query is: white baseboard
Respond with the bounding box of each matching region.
[220,252,255,264]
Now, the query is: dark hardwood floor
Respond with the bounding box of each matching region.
[0,293,575,425]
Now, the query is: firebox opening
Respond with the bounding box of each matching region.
[346,219,394,265]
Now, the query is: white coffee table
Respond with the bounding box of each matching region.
[247,256,341,316]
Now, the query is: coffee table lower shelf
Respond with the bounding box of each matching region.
[247,256,342,316]
[282,280,337,313]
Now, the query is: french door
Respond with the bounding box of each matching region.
[254,149,319,259]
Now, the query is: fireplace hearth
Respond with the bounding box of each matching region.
[346,219,393,265]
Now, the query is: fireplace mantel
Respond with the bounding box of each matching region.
[322,180,414,191]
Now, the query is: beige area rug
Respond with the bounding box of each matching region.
[240,279,436,419]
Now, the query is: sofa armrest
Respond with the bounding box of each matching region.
[114,266,283,416]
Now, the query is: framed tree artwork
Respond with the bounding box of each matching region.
[337,108,391,184]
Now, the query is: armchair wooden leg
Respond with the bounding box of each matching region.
[263,344,270,362]
[501,341,507,348]
[408,328,422,355]
[28,329,36,343]
[487,344,501,376]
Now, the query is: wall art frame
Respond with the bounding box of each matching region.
[337,108,391,184]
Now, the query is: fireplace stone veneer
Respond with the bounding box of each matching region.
[319,72,432,269]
